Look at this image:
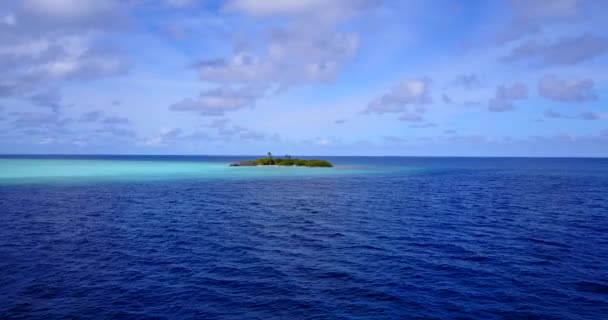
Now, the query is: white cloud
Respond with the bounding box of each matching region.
[452,74,481,89]
[487,82,528,112]
[580,111,599,120]
[164,0,200,8]
[501,33,608,66]
[240,130,278,142]
[317,138,333,146]
[399,112,424,122]
[0,33,130,97]
[172,0,372,116]
[170,86,265,116]
[0,1,130,99]
[37,137,55,144]
[0,13,16,26]
[497,0,586,44]
[367,78,432,114]
[511,0,582,20]
[496,82,528,100]
[537,74,595,103]
[196,31,359,85]
[225,0,328,16]
[21,0,121,22]
[79,111,103,123]
[544,110,600,120]
[224,0,378,21]
[144,128,183,146]
[488,98,514,112]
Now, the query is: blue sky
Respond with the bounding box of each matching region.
[1,0,607,156]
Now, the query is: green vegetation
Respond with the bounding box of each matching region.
[231,153,333,167]
[256,153,333,167]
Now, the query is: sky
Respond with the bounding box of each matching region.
[0,0,607,156]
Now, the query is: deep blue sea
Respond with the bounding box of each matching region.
[1,156,607,319]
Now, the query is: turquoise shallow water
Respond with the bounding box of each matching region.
[0,156,399,185]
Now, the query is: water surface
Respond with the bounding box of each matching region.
[0,155,388,185]
[1,156,607,319]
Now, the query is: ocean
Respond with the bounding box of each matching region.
[0,156,607,319]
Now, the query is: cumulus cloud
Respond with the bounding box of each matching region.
[409,123,436,128]
[143,119,278,146]
[205,118,231,129]
[196,3,364,86]
[544,109,564,119]
[21,0,123,26]
[398,112,424,123]
[94,126,137,139]
[488,99,515,112]
[169,0,376,116]
[0,13,16,26]
[22,0,117,16]
[452,74,481,89]
[37,137,55,145]
[442,94,452,104]
[224,0,378,21]
[580,111,599,120]
[240,131,279,142]
[79,110,104,122]
[195,31,359,85]
[501,33,608,66]
[488,82,528,112]
[382,135,407,144]
[144,128,183,145]
[10,111,73,135]
[0,44,129,95]
[367,78,432,114]
[217,124,246,137]
[170,86,264,116]
[314,137,336,146]
[225,0,330,16]
[445,134,495,144]
[196,54,272,84]
[163,0,200,8]
[511,0,583,20]
[8,107,138,146]
[496,82,528,100]
[0,0,131,100]
[497,0,586,44]
[537,75,595,103]
[544,109,599,120]
[102,116,130,125]
[29,89,65,112]
[208,119,277,142]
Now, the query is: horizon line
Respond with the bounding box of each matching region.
[0,153,607,159]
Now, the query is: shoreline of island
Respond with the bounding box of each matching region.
[230,153,333,167]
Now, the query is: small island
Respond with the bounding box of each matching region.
[230,153,333,167]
